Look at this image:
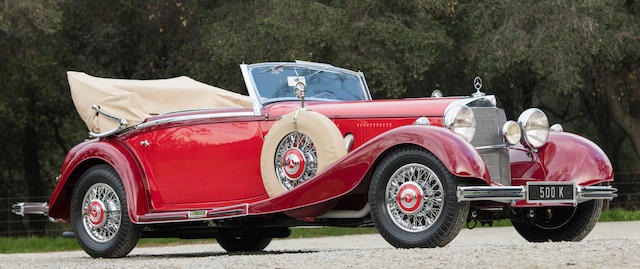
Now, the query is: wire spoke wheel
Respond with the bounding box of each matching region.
[274,132,318,190]
[81,183,122,243]
[385,163,444,232]
[369,147,468,248]
[71,165,139,258]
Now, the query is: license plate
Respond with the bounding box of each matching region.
[526,182,576,203]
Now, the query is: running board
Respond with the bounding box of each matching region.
[137,203,248,224]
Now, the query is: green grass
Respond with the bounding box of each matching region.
[289,227,378,238]
[463,208,640,228]
[597,208,640,222]
[1,209,638,254]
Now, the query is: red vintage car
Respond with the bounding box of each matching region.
[13,61,616,258]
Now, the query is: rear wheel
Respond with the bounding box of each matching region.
[511,199,603,242]
[71,164,139,258]
[369,147,469,248]
[217,235,272,252]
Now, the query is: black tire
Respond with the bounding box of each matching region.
[368,147,469,248]
[71,164,140,258]
[217,235,272,252]
[511,199,603,242]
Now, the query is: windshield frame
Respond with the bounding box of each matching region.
[240,61,372,115]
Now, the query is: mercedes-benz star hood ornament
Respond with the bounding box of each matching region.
[472,76,486,97]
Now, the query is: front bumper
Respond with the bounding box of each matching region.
[457,185,617,204]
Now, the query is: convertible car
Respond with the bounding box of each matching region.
[13,61,616,258]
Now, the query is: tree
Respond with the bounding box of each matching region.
[0,0,66,234]
[188,0,451,98]
[462,0,640,171]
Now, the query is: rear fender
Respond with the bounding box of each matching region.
[248,125,490,215]
[48,139,149,222]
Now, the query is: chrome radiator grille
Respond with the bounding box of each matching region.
[470,107,511,186]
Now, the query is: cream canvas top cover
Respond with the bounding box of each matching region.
[67,71,252,133]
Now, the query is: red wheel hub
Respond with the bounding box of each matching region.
[87,200,105,226]
[282,148,305,179]
[396,182,423,214]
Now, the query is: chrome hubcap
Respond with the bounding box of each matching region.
[396,182,423,214]
[275,132,318,190]
[82,183,121,243]
[385,163,444,232]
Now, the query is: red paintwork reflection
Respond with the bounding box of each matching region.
[510,132,613,186]
[47,94,615,221]
[249,125,490,215]
[264,98,457,120]
[127,121,268,210]
[510,132,614,207]
[48,140,149,222]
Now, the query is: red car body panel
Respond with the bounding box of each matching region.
[47,96,614,222]
[249,125,490,216]
[510,132,614,207]
[125,121,269,210]
[48,140,150,222]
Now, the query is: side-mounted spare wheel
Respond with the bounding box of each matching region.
[260,110,347,197]
[369,147,469,248]
[70,164,140,258]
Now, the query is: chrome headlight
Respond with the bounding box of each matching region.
[502,120,521,145]
[444,105,476,142]
[517,108,549,148]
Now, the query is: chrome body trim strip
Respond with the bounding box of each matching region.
[457,185,617,203]
[136,204,249,224]
[139,215,187,221]
[475,144,508,150]
[135,111,256,130]
[208,209,244,217]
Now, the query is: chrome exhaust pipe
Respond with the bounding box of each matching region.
[11,202,49,217]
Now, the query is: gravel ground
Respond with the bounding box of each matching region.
[1,221,639,269]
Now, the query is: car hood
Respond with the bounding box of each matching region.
[263,97,463,120]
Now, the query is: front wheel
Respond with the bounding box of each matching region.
[369,147,469,248]
[217,235,272,252]
[511,199,603,242]
[71,164,139,258]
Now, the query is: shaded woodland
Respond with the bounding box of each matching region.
[1,0,639,234]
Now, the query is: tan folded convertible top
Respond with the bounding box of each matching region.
[67,71,252,133]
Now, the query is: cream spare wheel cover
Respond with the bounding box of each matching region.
[261,110,347,197]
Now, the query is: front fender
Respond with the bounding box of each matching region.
[248,125,490,215]
[48,139,149,222]
[510,132,614,185]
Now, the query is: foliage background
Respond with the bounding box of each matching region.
[1,0,639,235]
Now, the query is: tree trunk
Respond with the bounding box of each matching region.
[598,70,640,161]
[22,103,46,235]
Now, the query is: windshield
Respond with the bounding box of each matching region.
[248,63,368,104]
